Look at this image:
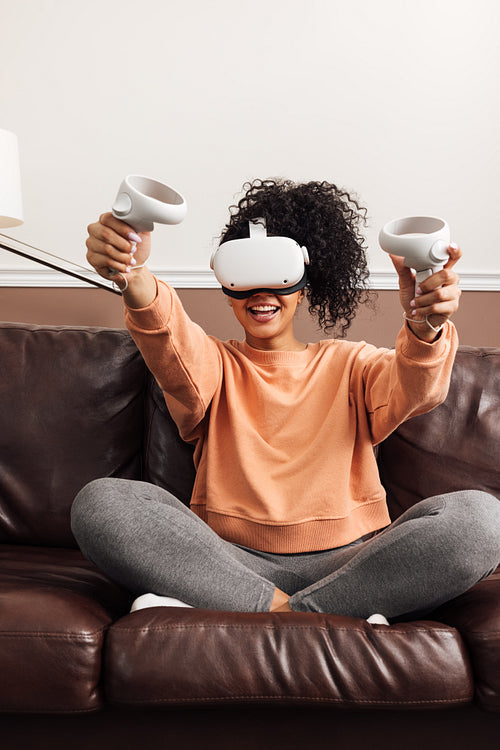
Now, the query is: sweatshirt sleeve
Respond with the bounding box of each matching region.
[124,279,222,441]
[357,320,458,446]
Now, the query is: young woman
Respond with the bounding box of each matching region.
[72,179,500,621]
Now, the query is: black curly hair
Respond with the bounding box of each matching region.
[219,178,372,336]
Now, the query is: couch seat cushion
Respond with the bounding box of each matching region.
[432,567,500,712]
[0,546,131,713]
[105,608,473,709]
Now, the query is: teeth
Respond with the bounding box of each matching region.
[250,305,278,312]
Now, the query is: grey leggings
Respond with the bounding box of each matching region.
[71,479,500,620]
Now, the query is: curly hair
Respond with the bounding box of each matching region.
[219,178,372,336]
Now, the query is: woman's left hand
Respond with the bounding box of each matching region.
[390,243,462,342]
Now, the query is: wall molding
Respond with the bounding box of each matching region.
[367,271,500,292]
[1,268,499,291]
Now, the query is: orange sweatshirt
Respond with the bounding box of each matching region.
[125,280,458,553]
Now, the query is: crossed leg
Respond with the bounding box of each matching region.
[72,479,500,620]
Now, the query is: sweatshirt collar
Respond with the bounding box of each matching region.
[237,340,321,365]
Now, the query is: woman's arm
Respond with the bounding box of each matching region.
[125,281,223,442]
[359,320,458,446]
[356,245,461,445]
[86,213,222,439]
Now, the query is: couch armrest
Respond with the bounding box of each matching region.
[432,568,500,712]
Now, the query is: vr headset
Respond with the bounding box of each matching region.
[210,219,310,299]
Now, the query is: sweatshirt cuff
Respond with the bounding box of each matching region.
[398,320,457,363]
[124,278,173,331]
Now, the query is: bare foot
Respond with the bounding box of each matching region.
[269,587,292,612]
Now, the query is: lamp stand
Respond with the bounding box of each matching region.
[0,234,121,295]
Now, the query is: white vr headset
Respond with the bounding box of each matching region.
[210,219,310,299]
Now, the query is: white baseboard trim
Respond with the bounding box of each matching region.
[1,268,499,291]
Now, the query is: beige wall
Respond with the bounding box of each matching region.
[0,287,497,349]
[4,1,500,284]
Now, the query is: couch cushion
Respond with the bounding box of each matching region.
[0,323,145,547]
[378,346,500,520]
[143,373,196,504]
[431,567,500,712]
[105,608,473,709]
[0,545,131,713]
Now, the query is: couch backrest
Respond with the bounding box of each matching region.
[0,322,146,547]
[2,321,498,547]
[378,346,500,520]
[143,372,196,504]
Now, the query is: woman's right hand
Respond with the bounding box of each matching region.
[86,212,152,283]
[86,212,157,307]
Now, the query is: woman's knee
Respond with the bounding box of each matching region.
[71,478,190,551]
[465,490,500,556]
[440,489,500,531]
[437,490,500,578]
[71,477,123,550]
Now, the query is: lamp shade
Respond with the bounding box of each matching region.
[0,129,23,228]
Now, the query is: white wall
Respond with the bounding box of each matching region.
[1,0,499,287]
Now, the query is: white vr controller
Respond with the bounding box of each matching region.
[378,216,450,285]
[112,175,187,232]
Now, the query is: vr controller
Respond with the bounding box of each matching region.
[112,175,187,232]
[211,220,310,298]
[109,175,187,288]
[379,216,450,285]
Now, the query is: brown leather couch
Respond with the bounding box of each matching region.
[1,320,499,749]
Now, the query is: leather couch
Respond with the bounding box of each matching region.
[1,320,499,749]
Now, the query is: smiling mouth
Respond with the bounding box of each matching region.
[248,304,280,321]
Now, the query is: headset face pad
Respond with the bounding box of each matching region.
[221,271,308,299]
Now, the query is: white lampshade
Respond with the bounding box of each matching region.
[0,129,23,228]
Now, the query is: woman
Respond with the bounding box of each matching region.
[72,179,500,621]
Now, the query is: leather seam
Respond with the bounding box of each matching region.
[108,695,471,706]
[111,624,458,636]
[0,631,105,640]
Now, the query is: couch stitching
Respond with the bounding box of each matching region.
[111,623,458,636]
[0,631,106,640]
[108,694,471,706]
